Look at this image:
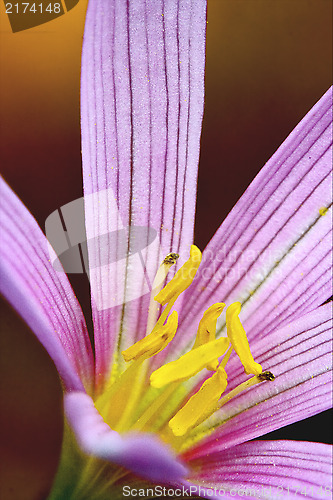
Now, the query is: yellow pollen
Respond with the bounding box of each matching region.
[319,206,328,216]
[226,302,262,375]
[122,311,178,362]
[150,337,230,389]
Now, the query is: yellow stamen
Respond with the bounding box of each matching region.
[150,337,230,389]
[146,253,179,335]
[226,302,262,375]
[154,245,202,306]
[122,311,178,362]
[169,366,228,436]
[192,302,225,370]
[178,371,275,453]
[150,246,202,337]
[94,245,274,460]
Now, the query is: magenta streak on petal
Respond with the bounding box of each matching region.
[176,87,332,355]
[183,304,332,460]
[81,0,206,388]
[64,391,188,482]
[0,178,94,393]
[186,441,332,499]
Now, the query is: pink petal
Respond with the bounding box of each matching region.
[0,178,94,393]
[184,304,332,458]
[187,440,332,500]
[177,87,332,354]
[80,0,206,388]
[64,391,188,482]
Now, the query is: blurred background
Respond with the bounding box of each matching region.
[0,0,332,498]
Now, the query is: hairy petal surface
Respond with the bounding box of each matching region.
[187,440,332,500]
[0,178,94,393]
[64,391,188,482]
[184,304,332,459]
[177,87,333,355]
[81,0,206,388]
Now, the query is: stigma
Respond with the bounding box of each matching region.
[117,246,275,443]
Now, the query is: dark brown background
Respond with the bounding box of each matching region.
[0,0,332,498]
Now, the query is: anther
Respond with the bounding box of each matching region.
[226,302,262,375]
[192,303,225,371]
[151,246,202,333]
[150,337,230,389]
[154,245,202,306]
[169,365,228,436]
[122,311,178,362]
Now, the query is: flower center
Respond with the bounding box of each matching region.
[96,246,274,451]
